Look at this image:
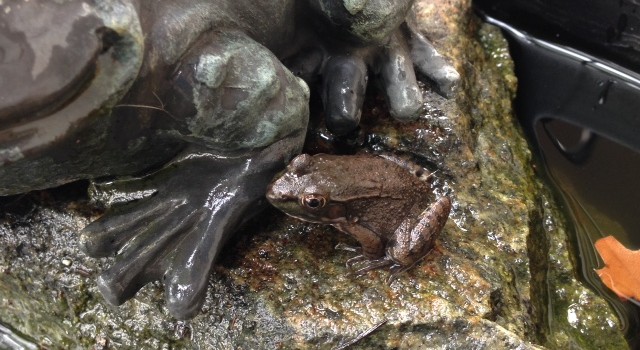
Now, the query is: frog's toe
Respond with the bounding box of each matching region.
[335,242,362,254]
[344,254,367,268]
[385,264,412,285]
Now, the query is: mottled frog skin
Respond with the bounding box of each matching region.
[267,153,451,280]
[0,0,458,318]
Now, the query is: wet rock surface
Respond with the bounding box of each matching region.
[0,0,628,348]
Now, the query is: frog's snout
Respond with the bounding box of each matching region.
[265,178,288,204]
[265,185,280,203]
[265,182,278,202]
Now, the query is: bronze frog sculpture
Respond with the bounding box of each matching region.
[267,153,451,280]
[0,0,459,319]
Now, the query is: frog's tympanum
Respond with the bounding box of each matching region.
[267,154,451,279]
[0,0,458,319]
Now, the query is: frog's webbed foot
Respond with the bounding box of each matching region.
[81,139,301,319]
[345,255,367,268]
[346,256,418,285]
[334,243,370,268]
[347,256,396,277]
[335,243,395,275]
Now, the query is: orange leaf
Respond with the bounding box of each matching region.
[594,235,640,301]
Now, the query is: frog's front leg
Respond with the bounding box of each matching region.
[385,196,452,278]
[333,221,402,276]
[333,221,386,259]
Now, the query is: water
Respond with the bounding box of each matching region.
[536,120,640,248]
[0,323,37,350]
[535,119,640,342]
[476,9,640,348]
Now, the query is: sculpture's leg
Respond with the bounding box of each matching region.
[81,30,309,319]
[0,0,143,164]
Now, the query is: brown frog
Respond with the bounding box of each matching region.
[266,153,451,280]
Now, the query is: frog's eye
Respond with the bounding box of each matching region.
[301,194,326,209]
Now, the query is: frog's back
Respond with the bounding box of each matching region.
[313,154,434,238]
[311,154,431,198]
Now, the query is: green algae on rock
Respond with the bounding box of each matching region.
[0,0,628,348]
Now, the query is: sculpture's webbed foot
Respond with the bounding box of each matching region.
[81,140,300,319]
[82,156,241,318]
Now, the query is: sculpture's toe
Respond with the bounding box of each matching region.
[163,200,238,319]
[408,28,460,99]
[431,65,460,99]
[379,32,424,121]
[165,273,209,320]
[96,264,146,306]
[80,198,169,257]
[322,56,368,135]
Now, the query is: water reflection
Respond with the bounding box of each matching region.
[536,119,640,317]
